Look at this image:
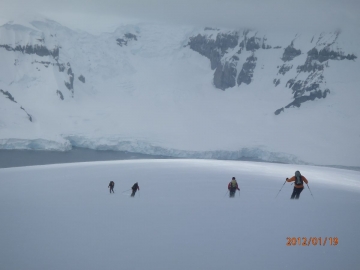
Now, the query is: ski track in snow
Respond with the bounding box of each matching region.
[1,159,360,270]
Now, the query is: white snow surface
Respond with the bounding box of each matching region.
[1,159,360,270]
[0,16,360,166]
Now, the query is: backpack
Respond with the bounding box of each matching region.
[231,180,237,188]
[294,171,303,186]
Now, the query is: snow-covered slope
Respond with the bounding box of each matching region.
[0,16,359,166]
[1,160,360,270]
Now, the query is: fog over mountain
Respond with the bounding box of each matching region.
[0,2,359,167]
[1,0,359,32]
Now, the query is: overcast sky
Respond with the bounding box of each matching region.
[1,0,359,33]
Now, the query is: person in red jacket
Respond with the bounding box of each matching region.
[286,171,308,199]
[228,177,240,197]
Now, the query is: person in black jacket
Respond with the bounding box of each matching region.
[108,181,115,194]
[131,182,140,197]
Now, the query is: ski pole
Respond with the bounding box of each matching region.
[306,183,315,199]
[275,179,287,198]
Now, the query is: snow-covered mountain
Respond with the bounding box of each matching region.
[0,16,359,166]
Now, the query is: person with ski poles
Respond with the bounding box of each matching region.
[228,177,240,198]
[131,182,140,197]
[286,171,308,199]
[108,181,115,194]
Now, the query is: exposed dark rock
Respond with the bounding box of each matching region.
[213,62,237,90]
[116,38,127,46]
[195,41,220,68]
[239,31,248,50]
[239,40,245,49]
[237,55,257,85]
[245,36,261,51]
[33,60,51,67]
[1,89,33,122]
[274,89,330,114]
[281,43,301,61]
[78,75,85,83]
[262,43,272,49]
[346,54,357,60]
[204,27,219,31]
[64,63,74,95]
[56,90,64,100]
[290,80,321,98]
[0,44,59,58]
[57,62,65,72]
[285,89,330,108]
[32,60,66,72]
[0,89,17,103]
[239,34,271,52]
[303,82,321,92]
[188,32,246,90]
[297,47,357,73]
[273,79,280,87]
[215,33,240,54]
[317,47,357,62]
[64,82,72,91]
[278,64,292,75]
[124,33,137,41]
[261,36,272,49]
[297,58,324,73]
[188,32,239,70]
[240,36,267,50]
[286,79,296,88]
[116,33,138,47]
[20,106,33,122]
[286,79,295,88]
[281,67,328,113]
[274,108,284,115]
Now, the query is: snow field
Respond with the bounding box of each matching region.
[1,159,360,270]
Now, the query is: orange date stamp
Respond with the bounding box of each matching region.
[286,237,338,246]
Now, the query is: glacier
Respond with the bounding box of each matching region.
[0,135,305,164]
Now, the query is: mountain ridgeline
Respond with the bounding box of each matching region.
[187,29,357,115]
[0,20,357,121]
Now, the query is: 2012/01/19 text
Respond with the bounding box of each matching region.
[286,237,338,246]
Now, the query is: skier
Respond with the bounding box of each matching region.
[108,181,115,194]
[228,177,240,198]
[131,182,140,197]
[286,171,308,199]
